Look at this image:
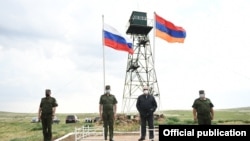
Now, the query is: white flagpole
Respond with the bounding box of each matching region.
[153,12,156,66]
[153,12,161,112]
[102,15,106,89]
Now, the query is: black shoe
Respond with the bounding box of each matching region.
[109,139,114,141]
[138,138,145,141]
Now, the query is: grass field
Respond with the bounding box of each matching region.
[0,107,250,141]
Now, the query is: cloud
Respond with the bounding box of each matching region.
[0,0,249,113]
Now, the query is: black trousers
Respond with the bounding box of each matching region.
[41,116,53,141]
[140,114,154,139]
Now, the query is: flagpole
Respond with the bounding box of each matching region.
[153,11,156,66]
[102,15,106,89]
[153,11,161,113]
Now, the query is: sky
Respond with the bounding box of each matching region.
[0,0,249,114]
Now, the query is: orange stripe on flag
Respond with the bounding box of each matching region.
[156,29,185,43]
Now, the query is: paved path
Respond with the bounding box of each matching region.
[56,127,159,141]
[81,135,159,141]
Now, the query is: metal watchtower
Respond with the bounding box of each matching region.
[121,11,160,114]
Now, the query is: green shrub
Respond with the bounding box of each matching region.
[167,117,180,122]
[183,119,195,125]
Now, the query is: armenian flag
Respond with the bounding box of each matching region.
[155,13,186,43]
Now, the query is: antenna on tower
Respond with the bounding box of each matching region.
[121,11,160,115]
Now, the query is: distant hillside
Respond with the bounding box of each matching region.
[216,106,250,111]
[1,106,250,114]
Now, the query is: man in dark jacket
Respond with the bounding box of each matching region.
[38,89,58,141]
[136,86,157,141]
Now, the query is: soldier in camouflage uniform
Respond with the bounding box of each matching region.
[99,85,117,141]
[38,89,58,141]
[192,90,214,125]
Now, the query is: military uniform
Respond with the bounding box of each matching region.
[192,96,214,125]
[39,95,58,141]
[99,91,117,141]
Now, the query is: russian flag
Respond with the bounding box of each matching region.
[103,23,134,54]
[155,13,186,43]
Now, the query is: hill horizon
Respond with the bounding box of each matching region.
[1,106,250,114]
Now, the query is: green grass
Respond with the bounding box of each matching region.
[0,107,250,141]
[0,112,90,141]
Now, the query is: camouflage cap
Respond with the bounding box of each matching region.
[199,90,205,94]
[105,85,110,90]
[45,89,51,94]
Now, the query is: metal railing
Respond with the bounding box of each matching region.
[74,125,158,141]
[75,126,104,141]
